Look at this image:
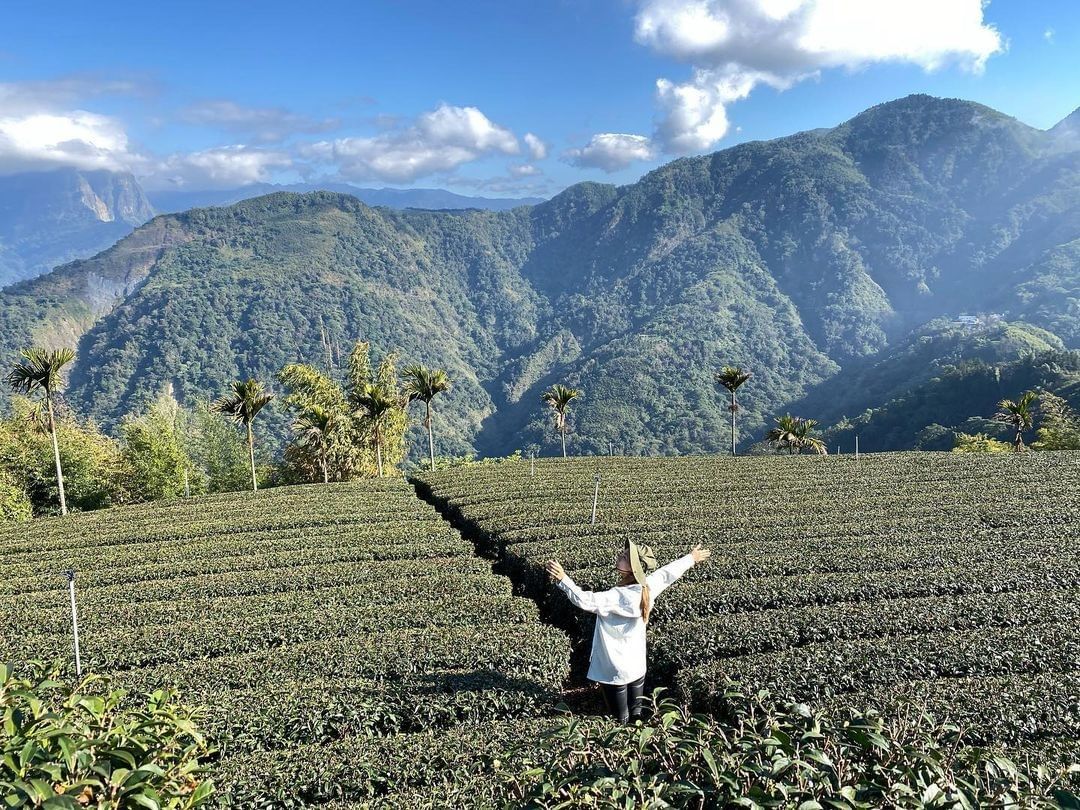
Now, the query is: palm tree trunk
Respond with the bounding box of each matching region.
[426,401,435,472]
[247,422,257,492]
[561,424,567,458]
[321,454,329,484]
[47,395,68,515]
[730,391,737,457]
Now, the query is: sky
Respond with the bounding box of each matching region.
[1,0,1078,197]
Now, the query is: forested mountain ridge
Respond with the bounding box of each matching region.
[0,168,155,287]
[1,94,1078,456]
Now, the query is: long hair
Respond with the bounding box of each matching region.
[617,567,652,624]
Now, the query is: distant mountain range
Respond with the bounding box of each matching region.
[0,171,544,287]
[1,94,1078,456]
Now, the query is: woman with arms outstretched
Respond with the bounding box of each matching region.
[545,540,711,723]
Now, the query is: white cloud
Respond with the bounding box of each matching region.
[0,110,137,173]
[1044,28,1055,43]
[510,163,540,177]
[564,133,656,172]
[523,132,548,160]
[306,103,520,182]
[634,0,1004,153]
[151,145,292,189]
[181,100,339,143]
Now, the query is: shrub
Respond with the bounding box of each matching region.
[0,468,31,522]
[0,661,215,809]
[482,689,1080,809]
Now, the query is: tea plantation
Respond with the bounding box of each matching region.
[418,452,1080,766]
[0,479,570,806]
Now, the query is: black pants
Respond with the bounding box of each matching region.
[600,675,645,723]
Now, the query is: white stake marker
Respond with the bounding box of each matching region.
[591,473,601,525]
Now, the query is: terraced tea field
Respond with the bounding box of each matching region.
[0,480,569,806]
[419,452,1080,764]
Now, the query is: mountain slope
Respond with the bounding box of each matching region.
[0,168,155,286]
[2,95,1079,457]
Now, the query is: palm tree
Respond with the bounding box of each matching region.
[542,384,580,458]
[994,390,1038,451]
[294,406,336,483]
[795,418,827,456]
[6,347,76,514]
[765,414,826,455]
[353,384,399,477]
[715,366,751,456]
[212,379,274,491]
[766,413,801,454]
[402,365,452,472]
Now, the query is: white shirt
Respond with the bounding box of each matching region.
[557,553,696,685]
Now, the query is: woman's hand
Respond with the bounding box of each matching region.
[691,544,711,563]
[545,560,566,582]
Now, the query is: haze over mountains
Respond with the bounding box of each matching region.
[1,94,1079,456]
[0,171,543,287]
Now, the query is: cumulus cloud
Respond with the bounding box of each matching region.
[0,110,137,173]
[634,0,1004,153]
[510,163,540,177]
[564,133,656,172]
[181,100,339,143]
[523,132,548,160]
[152,145,292,189]
[306,103,520,182]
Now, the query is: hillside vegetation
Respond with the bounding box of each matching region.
[0,478,570,805]
[1,95,1078,457]
[420,453,1080,764]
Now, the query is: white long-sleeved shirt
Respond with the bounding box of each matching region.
[556,553,695,685]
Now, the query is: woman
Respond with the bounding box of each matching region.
[545,540,711,723]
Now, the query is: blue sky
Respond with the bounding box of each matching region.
[1,0,1077,196]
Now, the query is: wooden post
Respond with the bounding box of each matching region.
[65,570,81,677]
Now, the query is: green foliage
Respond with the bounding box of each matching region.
[0,479,570,805]
[483,691,1079,808]
[953,431,1013,453]
[420,452,1080,772]
[0,660,214,809]
[184,402,255,493]
[766,413,826,454]
[0,467,31,522]
[0,397,125,513]
[1034,391,1080,451]
[121,392,197,500]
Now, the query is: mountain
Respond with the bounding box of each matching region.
[0,171,544,290]
[2,94,1079,457]
[0,168,155,287]
[146,184,544,214]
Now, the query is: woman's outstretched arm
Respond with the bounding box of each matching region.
[545,560,624,615]
[646,544,711,599]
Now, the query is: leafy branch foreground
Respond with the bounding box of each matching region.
[0,662,214,809]
[450,689,1080,810]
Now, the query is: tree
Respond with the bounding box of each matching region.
[121,392,195,501]
[542,384,580,458]
[212,379,274,491]
[766,414,826,455]
[994,390,1038,451]
[5,347,76,514]
[186,402,253,493]
[952,432,1012,453]
[352,383,399,477]
[402,365,452,472]
[766,414,801,454]
[294,406,336,483]
[715,366,751,457]
[1032,391,1080,451]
